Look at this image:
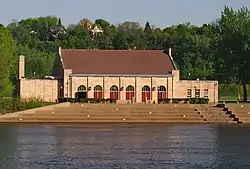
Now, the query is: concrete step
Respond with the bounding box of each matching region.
[234,114,250,118]
[67,106,197,110]
[69,103,198,108]
[55,108,197,113]
[230,112,250,116]
[237,117,250,120]
[0,114,204,119]
[0,118,207,123]
[227,105,250,109]
[33,111,199,116]
[18,114,203,119]
[240,120,250,123]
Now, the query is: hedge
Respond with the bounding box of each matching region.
[59,97,209,104]
[0,97,54,115]
[58,98,116,103]
[158,98,209,104]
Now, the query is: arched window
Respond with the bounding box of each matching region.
[142,85,151,102]
[158,85,167,102]
[126,85,135,91]
[126,85,135,100]
[77,85,86,92]
[94,85,103,99]
[110,85,118,91]
[110,85,119,100]
[142,85,150,91]
[94,85,102,91]
[158,86,166,91]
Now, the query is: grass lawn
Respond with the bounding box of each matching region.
[219,84,250,101]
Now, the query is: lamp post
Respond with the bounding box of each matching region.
[34,72,36,98]
[60,86,63,98]
[188,73,192,98]
[66,80,69,101]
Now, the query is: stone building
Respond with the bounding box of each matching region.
[18,47,218,103]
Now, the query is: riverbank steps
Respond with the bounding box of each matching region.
[0,103,241,124]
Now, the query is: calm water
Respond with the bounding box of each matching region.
[0,124,250,169]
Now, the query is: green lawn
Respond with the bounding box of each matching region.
[219,84,250,100]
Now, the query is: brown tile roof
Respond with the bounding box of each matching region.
[60,49,175,75]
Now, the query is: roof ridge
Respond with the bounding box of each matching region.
[62,49,163,52]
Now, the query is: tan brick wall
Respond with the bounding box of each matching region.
[19,71,218,103]
[174,80,218,102]
[20,79,58,102]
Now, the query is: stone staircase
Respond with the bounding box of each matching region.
[222,104,250,124]
[0,104,209,123]
[195,104,237,124]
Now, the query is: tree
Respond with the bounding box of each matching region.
[144,21,152,34]
[214,6,250,102]
[118,21,141,33]
[58,18,62,26]
[95,19,110,28]
[0,28,17,97]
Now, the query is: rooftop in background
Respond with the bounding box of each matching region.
[60,49,176,75]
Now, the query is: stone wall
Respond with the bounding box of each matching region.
[19,79,59,102]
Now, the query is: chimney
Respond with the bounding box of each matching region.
[168,48,172,58]
[168,48,177,69]
[58,46,62,56]
[19,55,25,79]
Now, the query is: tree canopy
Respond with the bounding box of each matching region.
[1,6,250,101]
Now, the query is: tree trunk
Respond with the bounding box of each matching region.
[243,82,248,102]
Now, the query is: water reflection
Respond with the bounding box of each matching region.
[0,124,249,169]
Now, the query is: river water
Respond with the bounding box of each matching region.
[0,123,249,169]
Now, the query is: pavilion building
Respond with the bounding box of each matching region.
[18,47,218,103]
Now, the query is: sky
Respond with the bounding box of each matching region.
[0,0,249,28]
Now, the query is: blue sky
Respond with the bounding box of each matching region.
[0,0,248,28]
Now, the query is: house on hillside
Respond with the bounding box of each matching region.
[80,18,104,39]
[47,27,67,40]
[18,47,218,103]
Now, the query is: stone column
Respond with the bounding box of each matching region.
[135,77,140,103]
[119,77,125,101]
[151,77,157,103]
[19,55,25,79]
[87,77,93,98]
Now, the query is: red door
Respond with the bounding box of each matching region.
[142,91,151,102]
[94,91,103,99]
[157,86,167,102]
[110,91,119,100]
[126,91,135,100]
[158,91,167,100]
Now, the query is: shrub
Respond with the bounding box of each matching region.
[0,97,54,115]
